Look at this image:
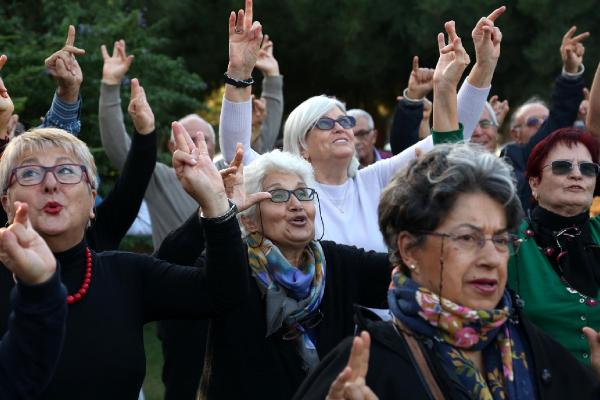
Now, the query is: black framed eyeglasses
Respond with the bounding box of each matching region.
[542,160,600,177]
[281,310,324,341]
[268,188,316,203]
[418,228,522,256]
[8,164,91,188]
[314,116,356,130]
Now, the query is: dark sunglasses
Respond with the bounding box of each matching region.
[542,160,600,177]
[268,188,316,203]
[281,310,324,341]
[314,116,356,130]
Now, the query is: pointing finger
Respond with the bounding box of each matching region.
[65,24,76,47]
[487,5,506,22]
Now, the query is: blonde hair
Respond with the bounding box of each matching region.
[0,128,98,194]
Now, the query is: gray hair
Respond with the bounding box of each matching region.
[378,143,522,268]
[238,149,317,236]
[170,114,215,144]
[482,102,498,127]
[0,128,98,194]
[347,109,374,130]
[283,95,360,178]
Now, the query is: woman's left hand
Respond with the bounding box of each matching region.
[583,327,600,378]
[220,143,271,212]
[171,122,230,218]
[0,54,15,139]
[326,331,379,400]
[433,21,471,91]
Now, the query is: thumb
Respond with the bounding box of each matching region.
[240,192,271,212]
[130,78,140,98]
[583,87,590,100]
[583,327,600,348]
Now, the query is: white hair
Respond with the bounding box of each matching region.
[170,114,215,144]
[238,149,317,236]
[482,102,498,127]
[283,95,360,178]
[347,108,374,130]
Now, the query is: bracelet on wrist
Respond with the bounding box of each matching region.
[224,72,254,88]
[562,63,585,77]
[402,88,426,103]
[201,200,238,223]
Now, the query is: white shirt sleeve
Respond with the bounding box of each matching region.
[219,97,259,165]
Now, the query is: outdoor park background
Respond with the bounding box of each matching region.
[2,0,600,397]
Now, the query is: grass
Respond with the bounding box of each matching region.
[142,322,165,399]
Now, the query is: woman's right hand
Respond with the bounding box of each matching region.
[127,78,155,135]
[227,0,263,80]
[171,122,230,218]
[326,331,379,400]
[0,54,15,139]
[101,39,134,85]
[0,202,56,285]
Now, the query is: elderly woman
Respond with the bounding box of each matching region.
[294,144,600,400]
[220,3,504,252]
[508,128,600,364]
[0,124,247,399]
[155,148,391,399]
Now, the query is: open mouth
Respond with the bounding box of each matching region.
[468,278,498,294]
[288,215,308,226]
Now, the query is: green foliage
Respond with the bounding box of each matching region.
[0,0,205,188]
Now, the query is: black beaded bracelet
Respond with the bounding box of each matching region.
[201,200,238,224]
[223,72,254,88]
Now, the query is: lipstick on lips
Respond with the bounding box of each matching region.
[468,278,498,295]
[43,201,63,215]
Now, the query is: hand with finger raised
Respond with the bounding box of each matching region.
[44,25,85,103]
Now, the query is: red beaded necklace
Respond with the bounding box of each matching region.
[67,247,92,305]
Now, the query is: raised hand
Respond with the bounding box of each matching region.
[472,7,504,66]
[326,331,378,400]
[0,55,15,139]
[171,122,230,217]
[406,56,434,100]
[251,95,267,127]
[127,78,155,135]
[0,202,56,285]
[44,25,85,103]
[221,143,271,212]
[578,88,590,122]
[583,327,600,378]
[561,26,589,74]
[228,0,263,80]
[255,34,279,76]
[489,95,510,126]
[101,39,135,85]
[434,21,471,91]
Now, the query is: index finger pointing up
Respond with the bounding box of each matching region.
[487,6,506,22]
[172,122,191,154]
[65,24,76,47]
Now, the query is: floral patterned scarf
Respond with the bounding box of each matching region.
[388,267,535,400]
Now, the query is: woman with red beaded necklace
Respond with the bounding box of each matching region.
[0,119,256,398]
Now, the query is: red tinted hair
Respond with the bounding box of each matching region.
[526,127,600,181]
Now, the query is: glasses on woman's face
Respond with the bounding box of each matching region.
[514,116,546,131]
[9,164,90,188]
[542,160,600,178]
[281,310,324,341]
[477,119,496,129]
[419,227,522,256]
[314,116,356,130]
[268,188,316,203]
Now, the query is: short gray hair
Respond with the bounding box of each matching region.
[378,143,522,268]
[238,149,317,236]
[283,95,360,178]
[0,128,98,194]
[347,109,374,130]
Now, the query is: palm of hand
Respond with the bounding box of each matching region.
[103,58,129,83]
[178,154,222,198]
[256,52,276,71]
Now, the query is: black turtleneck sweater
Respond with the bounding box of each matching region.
[0,213,245,399]
[530,206,600,298]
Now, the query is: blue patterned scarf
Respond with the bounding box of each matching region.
[388,267,535,400]
[246,234,326,371]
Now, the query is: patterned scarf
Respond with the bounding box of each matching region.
[388,267,535,400]
[246,234,326,371]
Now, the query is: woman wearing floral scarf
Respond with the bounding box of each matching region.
[294,144,600,400]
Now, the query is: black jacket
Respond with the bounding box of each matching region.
[294,302,599,400]
[501,74,584,212]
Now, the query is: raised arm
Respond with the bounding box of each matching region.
[586,63,600,138]
[0,55,14,146]
[99,40,135,171]
[90,78,156,251]
[41,25,85,136]
[0,203,67,399]
[220,0,262,164]
[253,34,284,154]
[457,6,505,139]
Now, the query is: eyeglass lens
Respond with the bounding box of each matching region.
[14,164,84,186]
[269,188,315,203]
[315,116,356,130]
[551,160,600,177]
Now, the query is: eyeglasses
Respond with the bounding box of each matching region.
[268,188,316,203]
[542,160,600,177]
[477,119,496,129]
[514,116,546,131]
[281,310,324,341]
[8,164,91,188]
[314,116,356,130]
[418,228,522,256]
[353,129,373,139]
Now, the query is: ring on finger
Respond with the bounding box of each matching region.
[235,27,243,34]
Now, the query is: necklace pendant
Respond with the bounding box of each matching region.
[586,298,598,307]
[566,286,578,294]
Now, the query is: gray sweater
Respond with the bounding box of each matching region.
[99,83,197,249]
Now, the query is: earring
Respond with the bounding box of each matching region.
[409,264,417,271]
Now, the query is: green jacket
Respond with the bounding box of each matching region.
[508,217,600,365]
